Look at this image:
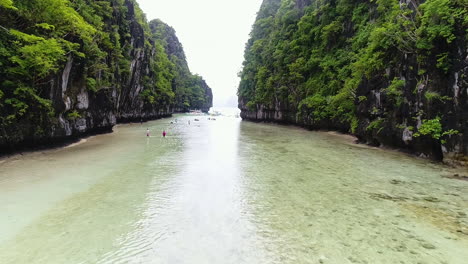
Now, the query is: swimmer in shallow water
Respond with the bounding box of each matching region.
[146,128,150,137]
[162,130,167,137]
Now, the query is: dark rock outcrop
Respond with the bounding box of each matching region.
[199,79,214,113]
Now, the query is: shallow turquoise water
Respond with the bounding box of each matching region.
[0,115,467,263]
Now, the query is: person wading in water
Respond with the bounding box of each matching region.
[146,128,150,137]
[162,130,167,137]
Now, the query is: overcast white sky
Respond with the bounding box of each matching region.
[137,0,263,107]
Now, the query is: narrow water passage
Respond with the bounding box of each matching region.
[0,115,467,263]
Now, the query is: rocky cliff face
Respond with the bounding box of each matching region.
[117,1,169,122]
[46,55,118,141]
[149,19,213,113]
[199,79,214,113]
[238,0,467,162]
[0,0,212,153]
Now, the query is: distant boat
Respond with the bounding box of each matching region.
[210,111,222,116]
[194,119,200,121]
[189,110,203,115]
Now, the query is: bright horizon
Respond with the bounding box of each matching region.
[136,0,263,107]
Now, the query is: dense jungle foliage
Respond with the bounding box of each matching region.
[0,0,211,143]
[238,0,467,153]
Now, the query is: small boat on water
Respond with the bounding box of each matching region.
[189,110,203,115]
[194,119,200,121]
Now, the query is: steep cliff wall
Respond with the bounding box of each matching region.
[0,0,212,152]
[238,0,467,162]
[149,20,213,113]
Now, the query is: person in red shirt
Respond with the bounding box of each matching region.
[162,130,167,137]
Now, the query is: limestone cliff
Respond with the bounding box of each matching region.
[0,0,212,153]
[149,19,213,113]
[238,0,467,162]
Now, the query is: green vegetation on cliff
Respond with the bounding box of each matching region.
[149,19,213,112]
[0,0,212,150]
[239,0,467,159]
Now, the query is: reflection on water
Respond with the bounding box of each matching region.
[0,115,467,263]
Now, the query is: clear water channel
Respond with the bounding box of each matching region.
[0,114,467,264]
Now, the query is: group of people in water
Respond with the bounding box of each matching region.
[146,117,207,138]
[146,128,166,137]
[145,118,185,138]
